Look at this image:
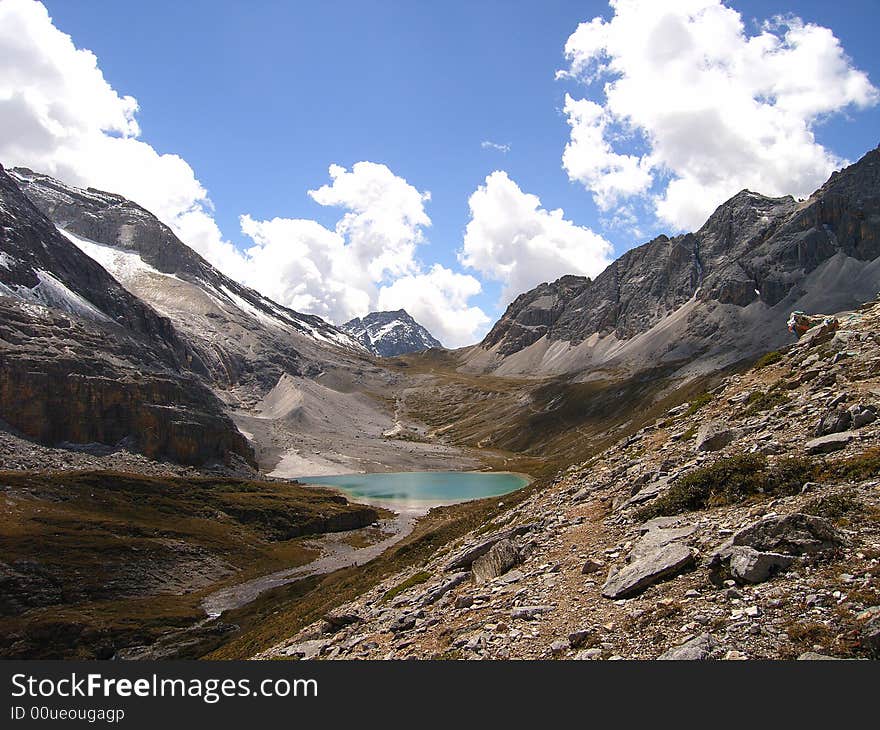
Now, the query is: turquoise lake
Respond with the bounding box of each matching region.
[298,471,530,508]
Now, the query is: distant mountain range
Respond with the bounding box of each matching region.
[342,309,442,357]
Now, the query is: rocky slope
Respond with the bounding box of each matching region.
[464,146,880,380]
[0,165,252,466]
[9,167,366,392]
[261,298,880,660]
[343,309,442,357]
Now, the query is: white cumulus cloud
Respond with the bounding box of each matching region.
[378,265,490,348]
[0,0,241,272]
[460,171,613,304]
[239,163,489,347]
[0,1,492,347]
[559,0,879,230]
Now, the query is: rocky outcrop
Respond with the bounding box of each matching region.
[601,543,696,599]
[472,539,520,584]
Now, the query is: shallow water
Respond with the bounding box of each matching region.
[298,471,529,509]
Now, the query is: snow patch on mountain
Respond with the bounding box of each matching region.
[342,309,442,357]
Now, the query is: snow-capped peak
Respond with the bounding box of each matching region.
[342,309,442,357]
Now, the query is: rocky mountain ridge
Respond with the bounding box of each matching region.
[9,167,367,392]
[464,146,880,380]
[0,165,253,466]
[261,297,880,660]
[342,309,442,357]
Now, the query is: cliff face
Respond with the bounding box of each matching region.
[466,147,880,377]
[0,166,254,466]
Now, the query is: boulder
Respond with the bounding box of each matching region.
[321,612,362,634]
[472,539,519,585]
[728,546,795,583]
[601,544,696,599]
[445,524,536,571]
[814,406,852,436]
[805,431,855,454]
[731,513,843,556]
[658,633,715,660]
[695,422,741,452]
[421,572,470,606]
[630,525,698,561]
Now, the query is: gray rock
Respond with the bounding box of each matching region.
[389,614,417,633]
[805,431,855,454]
[321,612,362,634]
[472,538,520,585]
[421,572,470,606]
[728,545,795,583]
[696,422,741,452]
[814,406,852,436]
[445,524,536,571]
[797,652,841,660]
[601,544,696,599]
[581,558,604,575]
[282,639,332,659]
[573,648,603,660]
[550,639,570,654]
[639,516,685,533]
[731,513,843,555]
[511,605,554,620]
[658,633,715,660]
[568,629,595,649]
[630,525,698,561]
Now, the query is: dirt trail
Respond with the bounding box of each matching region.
[201,509,420,617]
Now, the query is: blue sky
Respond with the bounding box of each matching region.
[3,0,880,345]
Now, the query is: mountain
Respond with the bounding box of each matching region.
[3,167,470,477]
[463,146,880,379]
[0,164,253,466]
[8,168,366,392]
[342,309,442,357]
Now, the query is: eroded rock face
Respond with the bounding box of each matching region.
[9,167,364,391]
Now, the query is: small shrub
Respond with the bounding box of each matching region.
[635,453,816,520]
[742,389,790,416]
[685,392,713,417]
[802,490,864,522]
[754,350,784,369]
[822,448,880,482]
[766,456,818,496]
[381,570,431,603]
[636,454,767,519]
